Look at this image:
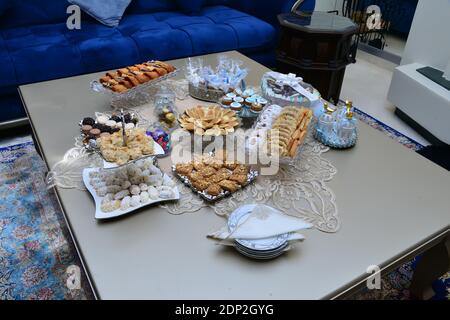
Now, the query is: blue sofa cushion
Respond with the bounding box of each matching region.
[0,35,17,90]
[0,6,275,91]
[2,24,84,86]
[126,0,177,14]
[0,94,27,123]
[0,1,11,16]
[120,6,275,58]
[0,1,68,29]
[205,0,230,4]
[176,0,203,14]
[68,0,132,27]
[65,21,141,72]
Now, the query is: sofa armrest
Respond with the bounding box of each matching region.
[229,0,298,27]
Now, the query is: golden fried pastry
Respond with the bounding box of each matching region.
[135,73,150,84]
[99,60,176,93]
[144,71,159,79]
[118,68,131,76]
[199,166,216,178]
[175,152,255,197]
[229,174,248,186]
[192,180,210,191]
[193,161,206,171]
[216,168,232,177]
[209,172,229,184]
[266,107,312,158]
[100,76,111,83]
[112,85,128,93]
[153,60,175,72]
[128,66,140,72]
[175,163,193,176]
[97,128,154,165]
[135,64,149,71]
[188,171,204,182]
[179,106,239,136]
[154,67,167,76]
[219,180,240,193]
[210,160,223,170]
[206,184,223,196]
[106,71,119,78]
[119,79,133,89]
[107,79,119,86]
[125,76,140,87]
[223,162,238,170]
[233,165,250,176]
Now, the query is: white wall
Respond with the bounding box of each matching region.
[401,0,450,70]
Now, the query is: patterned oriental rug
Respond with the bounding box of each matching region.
[0,110,448,300]
[0,141,94,300]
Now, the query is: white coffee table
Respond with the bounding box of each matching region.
[19,51,450,300]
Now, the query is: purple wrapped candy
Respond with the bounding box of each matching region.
[147,126,171,153]
[154,128,166,139]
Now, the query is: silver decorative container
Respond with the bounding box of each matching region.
[188,82,226,103]
[173,165,259,202]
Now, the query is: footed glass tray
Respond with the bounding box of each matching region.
[91,69,178,108]
[314,127,358,149]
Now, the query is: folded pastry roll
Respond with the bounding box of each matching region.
[134,72,151,84]
[128,66,140,72]
[144,71,159,80]
[99,60,175,92]
[124,76,140,87]
[112,84,128,93]
[118,68,131,76]
[107,79,119,86]
[106,71,119,79]
[154,67,167,76]
[119,79,133,89]
[100,76,111,84]
[153,61,175,73]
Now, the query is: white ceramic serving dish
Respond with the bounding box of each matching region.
[83,167,180,220]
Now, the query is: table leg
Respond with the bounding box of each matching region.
[409,237,450,300]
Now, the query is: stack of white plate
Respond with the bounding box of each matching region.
[228,205,290,260]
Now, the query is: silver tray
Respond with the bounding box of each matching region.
[91,68,178,107]
[172,164,259,202]
[188,82,226,103]
[260,76,320,108]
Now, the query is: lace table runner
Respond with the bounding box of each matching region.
[48,79,340,233]
[160,130,340,233]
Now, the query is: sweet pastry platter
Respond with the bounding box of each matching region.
[97,127,164,168]
[83,157,179,219]
[91,60,177,98]
[186,56,248,103]
[173,153,258,202]
[178,106,240,136]
[247,105,313,159]
[80,112,139,144]
[219,87,269,120]
[261,71,321,109]
[79,112,164,168]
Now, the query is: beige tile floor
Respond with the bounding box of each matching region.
[341,50,430,146]
[384,34,407,57]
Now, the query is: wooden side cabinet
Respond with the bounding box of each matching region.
[277,12,358,103]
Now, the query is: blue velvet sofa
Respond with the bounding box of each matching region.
[0,0,299,124]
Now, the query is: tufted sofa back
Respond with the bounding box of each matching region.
[0,0,69,29]
[0,0,181,29]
